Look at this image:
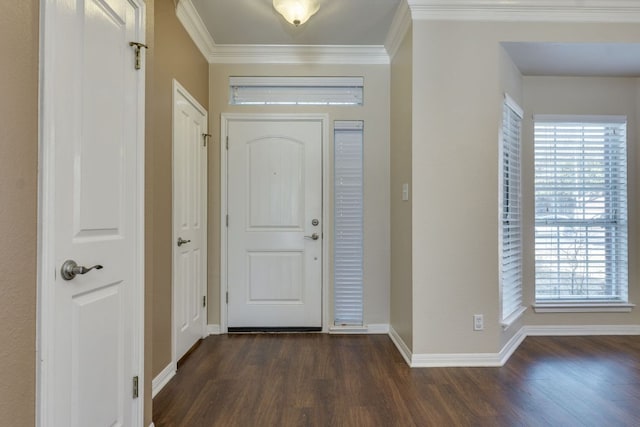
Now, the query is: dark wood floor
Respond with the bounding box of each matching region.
[153,334,640,426]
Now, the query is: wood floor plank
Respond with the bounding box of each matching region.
[153,334,640,426]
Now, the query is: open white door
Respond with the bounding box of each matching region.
[225,117,323,330]
[39,0,145,426]
[172,80,208,362]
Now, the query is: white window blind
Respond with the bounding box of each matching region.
[500,95,524,322]
[534,115,628,302]
[334,121,364,326]
[229,76,364,106]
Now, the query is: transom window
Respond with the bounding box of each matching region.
[534,116,628,303]
[229,76,364,106]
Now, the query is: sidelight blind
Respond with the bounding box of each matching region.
[334,121,364,326]
[534,115,628,302]
[500,95,524,322]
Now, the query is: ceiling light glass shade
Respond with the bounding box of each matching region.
[273,0,320,26]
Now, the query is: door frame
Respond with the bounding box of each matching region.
[171,79,208,367]
[220,113,330,333]
[36,0,146,425]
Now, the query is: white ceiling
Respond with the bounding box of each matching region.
[503,42,640,77]
[184,0,640,75]
[190,0,401,46]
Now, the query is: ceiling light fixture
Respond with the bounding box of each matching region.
[273,0,320,27]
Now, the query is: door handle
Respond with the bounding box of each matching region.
[304,233,319,241]
[60,260,103,281]
[177,237,191,247]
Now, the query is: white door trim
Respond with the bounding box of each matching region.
[220,113,330,333]
[171,79,208,367]
[36,0,146,425]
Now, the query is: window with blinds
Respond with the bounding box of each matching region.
[500,95,524,323]
[334,121,364,326]
[534,115,628,303]
[229,76,364,106]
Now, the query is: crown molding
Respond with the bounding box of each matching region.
[176,0,216,59]
[407,0,640,22]
[209,44,390,65]
[176,0,390,64]
[385,0,412,60]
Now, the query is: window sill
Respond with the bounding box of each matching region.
[501,306,527,330]
[532,303,635,313]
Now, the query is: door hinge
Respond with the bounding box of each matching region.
[226,291,229,304]
[226,136,229,150]
[202,133,212,147]
[226,215,229,227]
[132,376,139,399]
[128,42,148,70]
[203,295,206,308]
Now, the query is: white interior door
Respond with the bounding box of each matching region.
[40,0,145,426]
[226,118,323,330]
[173,81,207,361]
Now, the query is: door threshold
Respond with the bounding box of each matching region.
[228,327,322,333]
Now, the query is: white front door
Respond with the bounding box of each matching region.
[226,118,323,330]
[40,0,145,426]
[173,81,207,361]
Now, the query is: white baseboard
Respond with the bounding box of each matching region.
[498,327,528,365]
[367,323,390,334]
[329,323,390,334]
[329,326,367,334]
[388,325,412,366]
[207,324,221,335]
[412,352,505,367]
[152,362,176,398]
[388,323,640,368]
[524,324,640,336]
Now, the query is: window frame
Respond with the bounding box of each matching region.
[229,76,364,106]
[533,115,630,309]
[499,94,526,326]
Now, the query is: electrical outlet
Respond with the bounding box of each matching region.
[473,314,484,331]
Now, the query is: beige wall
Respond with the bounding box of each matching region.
[410,20,640,355]
[208,63,391,327]
[151,0,209,377]
[521,76,640,327]
[390,27,414,349]
[412,21,503,354]
[0,2,38,424]
[499,45,523,106]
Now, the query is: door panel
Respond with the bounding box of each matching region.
[248,251,304,302]
[227,119,322,328]
[247,139,304,229]
[173,82,207,361]
[72,282,123,427]
[43,0,144,425]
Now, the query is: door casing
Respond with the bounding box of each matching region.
[172,79,208,366]
[220,113,330,333]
